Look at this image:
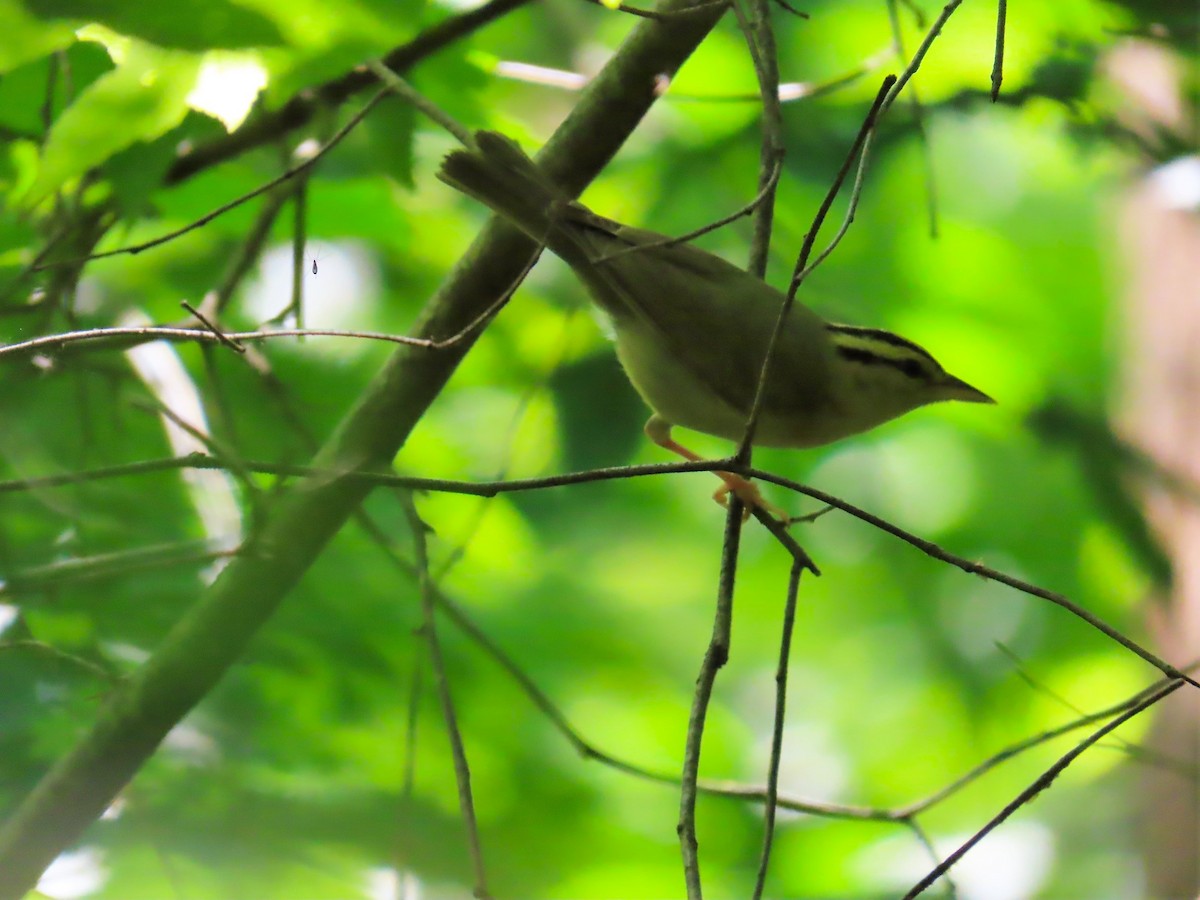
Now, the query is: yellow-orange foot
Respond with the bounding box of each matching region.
[712,473,790,521]
[643,415,789,522]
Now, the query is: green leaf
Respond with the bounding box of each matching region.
[0,0,73,73]
[413,53,487,135]
[18,41,200,208]
[21,0,286,51]
[0,41,114,138]
[102,129,185,216]
[362,94,415,188]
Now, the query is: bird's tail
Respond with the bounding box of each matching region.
[437,131,572,252]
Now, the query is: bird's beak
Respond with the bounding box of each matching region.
[941,374,996,404]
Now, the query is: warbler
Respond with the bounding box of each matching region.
[439,131,993,510]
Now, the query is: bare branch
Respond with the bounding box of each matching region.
[902,679,1184,899]
[991,0,1007,102]
[0,324,439,359]
[33,90,388,271]
[752,559,802,900]
[736,75,895,459]
[162,0,537,186]
[594,158,782,263]
[180,301,245,353]
[367,61,473,146]
[679,497,744,900]
[0,641,118,684]
[402,497,492,899]
[750,468,1200,690]
[883,0,963,112]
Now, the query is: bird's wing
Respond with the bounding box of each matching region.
[567,223,832,419]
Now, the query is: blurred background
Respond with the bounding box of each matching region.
[0,0,1196,897]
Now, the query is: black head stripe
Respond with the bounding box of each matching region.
[826,324,938,365]
[835,344,931,380]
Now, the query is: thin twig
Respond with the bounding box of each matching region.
[424,243,545,345]
[163,0,536,186]
[39,54,59,133]
[6,237,544,361]
[0,454,730,496]
[34,89,390,272]
[785,503,834,525]
[679,498,745,900]
[893,676,1183,818]
[180,301,245,352]
[990,0,1007,102]
[594,160,782,263]
[426,545,1184,900]
[731,0,784,277]
[426,563,911,825]
[751,558,802,900]
[885,0,939,237]
[748,468,1200,690]
[130,398,261,507]
[579,0,669,19]
[496,56,883,104]
[5,446,1191,689]
[993,642,1146,762]
[198,342,242,472]
[904,820,958,900]
[278,176,308,328]
[0,325,437,359]
[57,423,1168,852]
[433,545,1196,831]
[398,648,424,892]
[883,0,963,112]
[0,640,118,684]
[990,647,1199,780]
[0,542,232,598]
[792,130,876,285]
[736,76,895,459]
[0,221,70,305]
[201,185,291,318]
[402,496,491,899]
[771,0,808,18]
[902,679,1184,899]
[435,308,582,580]
[684,35,791,859]
[752,504,820,573]
[103,223,493,365]
[367,61,473,146]
[785,77,893,300]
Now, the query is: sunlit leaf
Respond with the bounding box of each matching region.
[22,0,286,50]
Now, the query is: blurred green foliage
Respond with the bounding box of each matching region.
[0,0,1195,897]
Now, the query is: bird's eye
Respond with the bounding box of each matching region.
[899,358,924,379]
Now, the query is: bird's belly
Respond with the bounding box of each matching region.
[616,332,747,440]
[613,322,837,448]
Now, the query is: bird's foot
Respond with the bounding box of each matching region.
[712,474,789,522]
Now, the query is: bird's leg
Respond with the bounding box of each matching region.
[643,415,785,519]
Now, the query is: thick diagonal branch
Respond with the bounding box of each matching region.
[0,2,728,894]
